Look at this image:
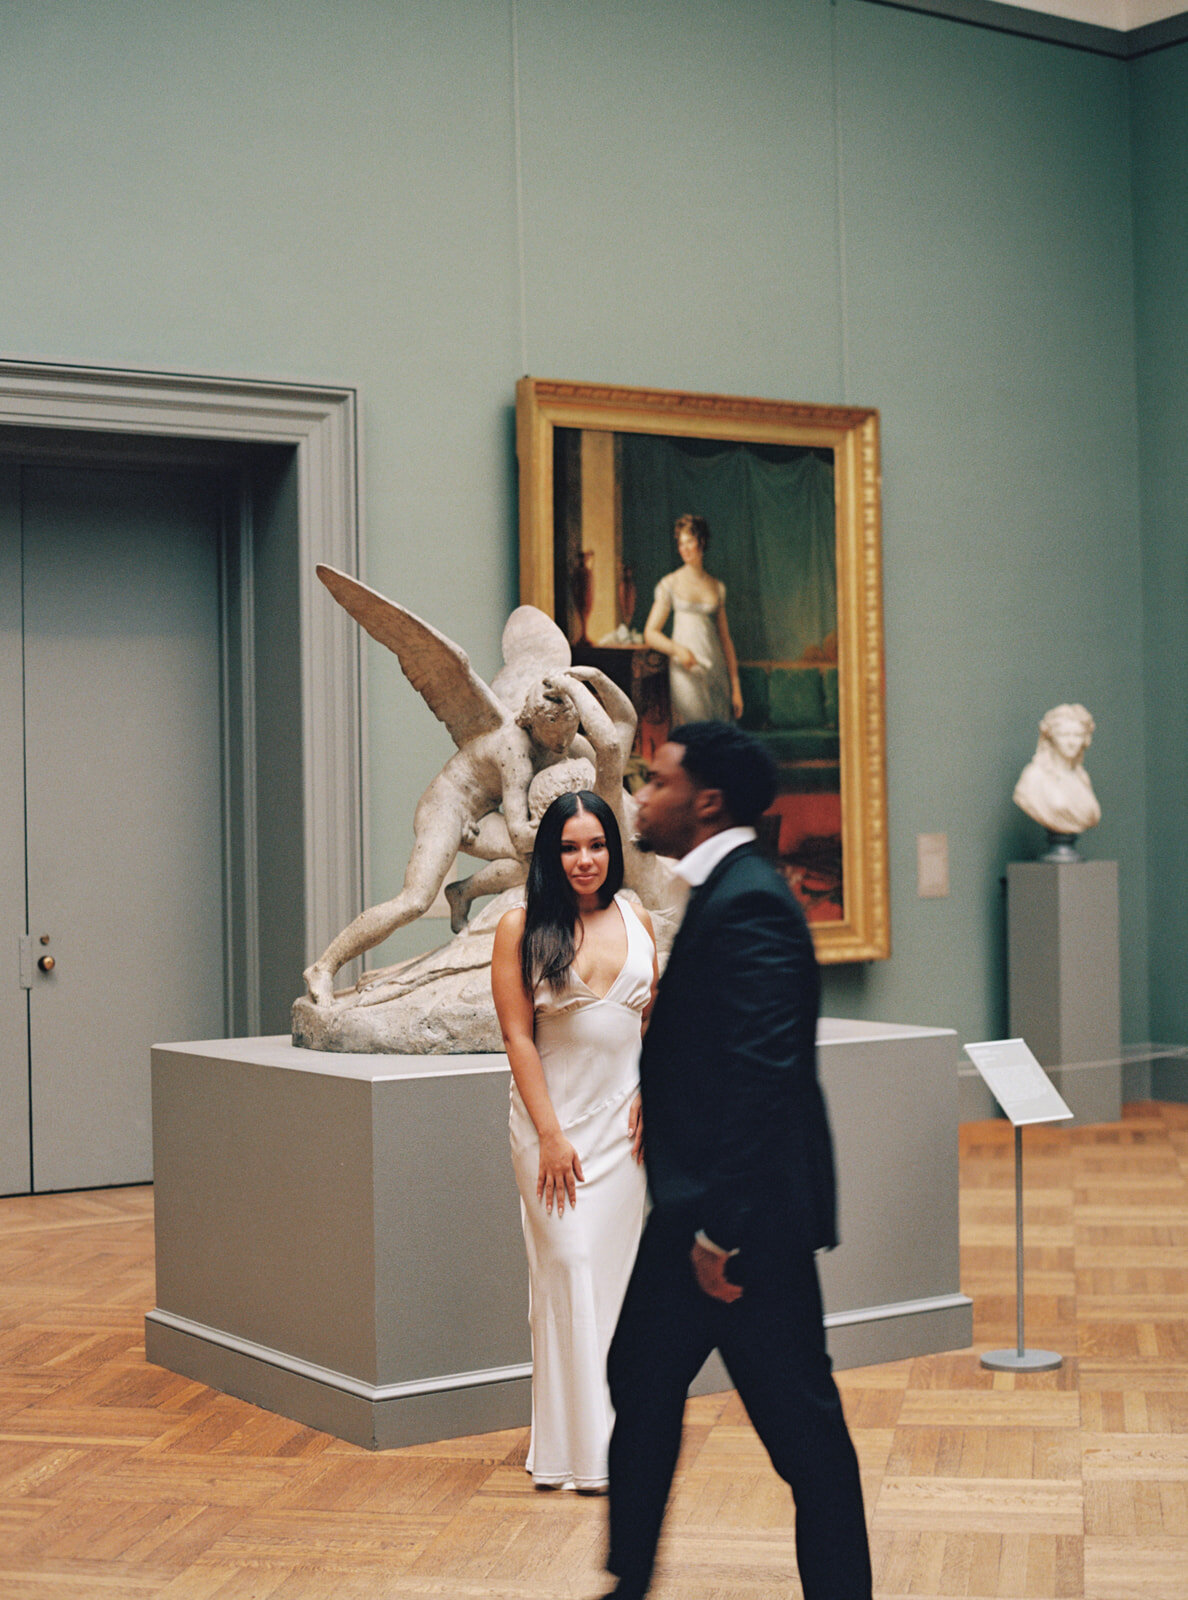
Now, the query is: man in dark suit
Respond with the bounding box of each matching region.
[602,721,872,1600]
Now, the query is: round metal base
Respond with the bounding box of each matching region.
[980,1348,1063,1372]
[1041,832,1081,863]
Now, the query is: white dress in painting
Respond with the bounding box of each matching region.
[656,573,732,726]
[508,892,652,1489]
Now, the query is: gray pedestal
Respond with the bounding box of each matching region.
[147,1022,971,1450]
[1007,860,1121,1124]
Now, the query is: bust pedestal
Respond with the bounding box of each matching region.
[1006,859,1121,1124]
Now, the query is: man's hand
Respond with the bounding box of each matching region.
[690,1239,742,1303]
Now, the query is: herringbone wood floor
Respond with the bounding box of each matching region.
[2,1103,1187,1598]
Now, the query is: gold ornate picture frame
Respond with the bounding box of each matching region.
[516,376,889,963]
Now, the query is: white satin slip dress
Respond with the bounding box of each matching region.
[508,892,652,1489]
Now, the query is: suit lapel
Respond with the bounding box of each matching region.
[668,841,758,948]
[645,842,759,1059]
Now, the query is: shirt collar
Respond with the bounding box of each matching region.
[674,826,757,888]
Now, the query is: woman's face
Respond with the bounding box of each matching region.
[676,528,704,566]
[1048,718,1087,763]
[559,808,610,904]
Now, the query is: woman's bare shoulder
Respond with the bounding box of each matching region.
[494,905,527,944]
[620,891,656,943]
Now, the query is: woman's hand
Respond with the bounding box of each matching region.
[674,644,698,671]
[731,681,744,719]
[628,1094,644,1164]
[537,1130,584,1215]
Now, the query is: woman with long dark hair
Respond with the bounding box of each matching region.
[492,790,657,1491]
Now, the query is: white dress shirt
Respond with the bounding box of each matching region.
[673,825,757,888]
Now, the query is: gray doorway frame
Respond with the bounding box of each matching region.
[0,358,365,995]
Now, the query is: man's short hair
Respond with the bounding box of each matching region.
[671,721,778,826]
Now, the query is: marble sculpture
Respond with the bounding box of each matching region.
[1012,702,1101,855]
[292,566,680,1053]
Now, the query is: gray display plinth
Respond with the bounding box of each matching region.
[1007,860,1122,1124]
[147,1020,971,1450]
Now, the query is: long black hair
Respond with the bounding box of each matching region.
[520,790,625,994]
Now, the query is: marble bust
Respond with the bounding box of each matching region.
[1012,703,1101,845]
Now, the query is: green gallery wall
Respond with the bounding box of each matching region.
[1131,40,1188,1052]
[0,0,1183,1061]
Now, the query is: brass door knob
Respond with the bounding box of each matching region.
[38,954,55,973]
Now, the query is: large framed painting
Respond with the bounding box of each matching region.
[516,376,889,963]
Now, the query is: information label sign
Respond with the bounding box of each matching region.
[963,1037,1072,1127]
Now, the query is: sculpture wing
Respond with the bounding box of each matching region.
[316,566,506,747]
[490,604,571,710]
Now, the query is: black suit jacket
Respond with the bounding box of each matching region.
[640,841,838,1257]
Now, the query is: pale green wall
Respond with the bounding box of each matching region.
[1131,39,1188,1047]
[0,0,1161,1047]
[823,3,1147,1042]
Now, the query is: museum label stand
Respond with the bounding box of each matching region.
[964,1036,1072,1372]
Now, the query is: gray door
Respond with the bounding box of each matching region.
[0,470,29,1193]
[1,462,228,1194]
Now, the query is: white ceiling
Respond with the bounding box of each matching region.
[1005,0,1185,27]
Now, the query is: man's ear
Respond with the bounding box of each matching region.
[693,785,726,824]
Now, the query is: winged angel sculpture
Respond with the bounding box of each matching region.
[292,566,680,1054]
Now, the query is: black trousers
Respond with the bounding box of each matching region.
[606,1208,872,1600]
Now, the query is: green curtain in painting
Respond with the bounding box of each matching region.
[619,434,836,663]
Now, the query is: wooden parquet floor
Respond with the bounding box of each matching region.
[2,1101,1187,1599]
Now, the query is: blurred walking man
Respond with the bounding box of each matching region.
[602,721,872,1600]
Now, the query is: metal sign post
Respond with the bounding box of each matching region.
[963,1038,1072,1373]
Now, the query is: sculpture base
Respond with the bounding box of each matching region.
[1040,831,1081,863]
[291,892,527,1054]
[291,978,502,1054]
[147,1022,972,1449]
